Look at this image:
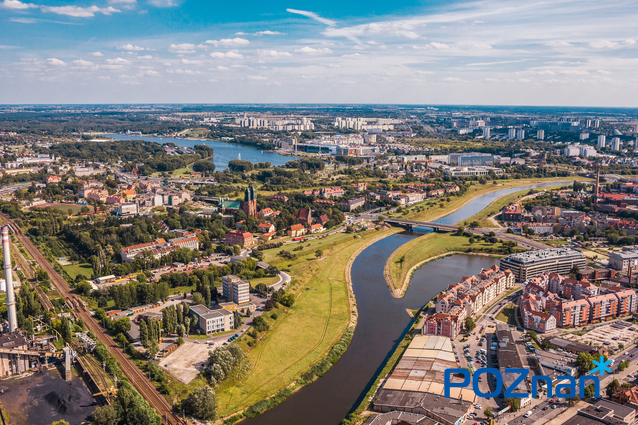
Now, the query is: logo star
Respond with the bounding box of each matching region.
[589,358,612,377]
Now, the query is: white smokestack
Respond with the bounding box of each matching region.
[2,226,17,333]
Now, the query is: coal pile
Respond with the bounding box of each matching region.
[44,389,86,415]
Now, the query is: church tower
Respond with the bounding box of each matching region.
[242,184,257,218]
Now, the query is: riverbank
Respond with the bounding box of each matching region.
[461,183,572,228]
[384,233,519,298]
[396,178,589,224]
[214,228,399,419]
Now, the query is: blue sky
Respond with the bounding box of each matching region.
[1,0,637,105]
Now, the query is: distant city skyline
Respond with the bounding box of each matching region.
[1,0,637,106]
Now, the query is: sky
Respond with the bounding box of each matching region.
[1,0,637,106]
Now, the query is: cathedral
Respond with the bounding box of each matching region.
[242,185,257,218]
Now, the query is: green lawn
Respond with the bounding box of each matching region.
[247,276,280,287]
[32,203,93,214]
[214,228,397,417]
[386,232,523,296]
[496,305,518,326]
[63,263,93,279]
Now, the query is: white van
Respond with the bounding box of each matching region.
[524,411,533,418]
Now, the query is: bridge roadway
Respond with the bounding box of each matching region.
[382,217,459,232]
[383,217,550,250]
[0,213,185,425]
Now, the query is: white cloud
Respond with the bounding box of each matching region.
[210,51,244,59]
[341,53,362,58]
[519,78,531,83]
[47,58,66,66]
[106,57,131,65]
[90,51,103,56]
[560,70,588,75]
[537,70,555,75]
[137,55,153,60]
[623,39,637,45]
[169,43,197,53]
[118,44,145,51]
[1,0,37,9]
[166,68,201,75]
[286,8,336,26]
[205,38,249,47]
[40,5,121,17]
[148,0,177,6]
[442,77,462,82]
[295,46,333,54]
[235,30,283,36]
[323,18,426,42]
[589,39,635,49]
[181,58,202,64]
[258,50,292,57]
[414,42,450,50]
[247,76,267,81]
[415,70,433,75]
[108,0,136,4]
[545,41,572,48]
[73,59,94,67]
[214,66,230,71]
[10,17,36,23]
[597,70,612,74]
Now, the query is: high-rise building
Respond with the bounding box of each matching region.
[587,119,600,128]
[222,275,250,305]
[612,137,621,151]
[579,133,589,140]
[508,128,516,140]
[597,135,606,148]
[516,129,525,140]
[482,127,491,139]
[536,130,545,140]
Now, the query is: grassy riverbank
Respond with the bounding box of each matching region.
[390,177,590,223]
[215,228,399,417]
[459,183,573,228]
[385,233,525,296]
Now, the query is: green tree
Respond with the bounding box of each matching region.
[92,405,118,425]
[315,249,324,259]
[607,379,620,397]
[281,293,295,307]
[484,407,493,418]
[464,317,475,331]
[139,319,149,348]
[112,317,132,335]
[576,352,594,376]
[50,421,70,425]
[584,383,596,399]
[506,398,520,412]
[182,386,218,421]
[75,280,93,296]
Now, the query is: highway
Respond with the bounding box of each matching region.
[0,213,184,425]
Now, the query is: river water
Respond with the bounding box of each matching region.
[102,134,299,171]
[246,181,572,425]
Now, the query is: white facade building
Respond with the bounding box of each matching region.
[597,135,606,148]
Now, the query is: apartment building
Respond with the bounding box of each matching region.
[587,293,618,323]
[502,203,523,222]
[500,248,586,282]
[609,246,638,271]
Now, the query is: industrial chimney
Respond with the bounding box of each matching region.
[2,226,17,333]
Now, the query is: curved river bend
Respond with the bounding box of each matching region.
[247,181,570,425]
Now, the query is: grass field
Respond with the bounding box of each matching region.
[247,276,280,287]
[212,228,397,417]
[63,263,93,279]
[386,232,522,294]
[31,203,93,215]
[496,305,518,326]
[393,177,590,224]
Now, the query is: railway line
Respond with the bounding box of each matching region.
[0,214,185,425]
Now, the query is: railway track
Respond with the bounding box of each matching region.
[0,215,184,425]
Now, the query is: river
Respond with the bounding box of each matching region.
[102,134,299,171]
[246,181,572,424]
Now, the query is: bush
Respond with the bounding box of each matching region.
[252,316,270,332]
[270,312,278,320]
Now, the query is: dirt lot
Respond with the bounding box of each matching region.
[562,320,638,351]
[161,341,216,384]
[0,368,98,425]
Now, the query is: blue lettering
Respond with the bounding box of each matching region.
[555,376,577,398]
[503,368,528,399]
[473,368,502,398]
[444,368,470,398]
[579,376,600,399]
[531,375,553,398]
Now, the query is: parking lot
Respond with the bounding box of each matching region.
[161,341,214,384]
[561,320,638,352]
